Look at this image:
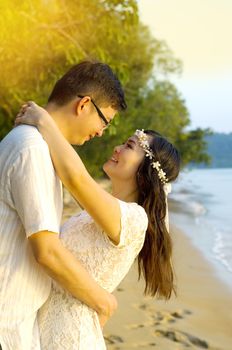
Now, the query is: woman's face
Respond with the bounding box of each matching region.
[103,135,146,181]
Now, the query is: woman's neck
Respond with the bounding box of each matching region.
[111,180,138,203]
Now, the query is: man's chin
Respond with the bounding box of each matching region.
[73,138,85,146]
[73,135,91,146]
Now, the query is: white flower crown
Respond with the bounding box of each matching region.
[135,129,169,184]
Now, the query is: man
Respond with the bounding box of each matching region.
[0,61,127,349]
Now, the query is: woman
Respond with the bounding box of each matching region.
[15,102,180,349]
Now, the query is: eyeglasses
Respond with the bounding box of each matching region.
[78,95,110,128]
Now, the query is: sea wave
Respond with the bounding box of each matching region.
[170,168,232,288]
[213,230,232,273]
[170,192,207,217]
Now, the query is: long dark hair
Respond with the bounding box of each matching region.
[137,130,180,299]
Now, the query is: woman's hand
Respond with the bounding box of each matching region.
[15,101,53,129]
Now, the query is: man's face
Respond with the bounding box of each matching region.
[68,97,117,145]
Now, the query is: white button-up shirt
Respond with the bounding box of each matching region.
[0,125,63,349]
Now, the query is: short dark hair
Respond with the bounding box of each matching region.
[48,61,127,111]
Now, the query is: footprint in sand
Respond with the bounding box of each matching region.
[137,303,192,326]
[104,334,124,345]
[154,329,209,349]
[171,311,184,319]
[138,303,149,310]
[127,323,146,330]
[155,309,193,325]
[152,311,177,325]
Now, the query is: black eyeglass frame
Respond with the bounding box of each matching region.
[78,95,110,128]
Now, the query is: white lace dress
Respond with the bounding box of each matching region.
[38,199,148,350]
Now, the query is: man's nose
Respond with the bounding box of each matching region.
[96,129,104,137]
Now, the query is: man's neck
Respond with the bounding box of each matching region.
[44,103,69,141]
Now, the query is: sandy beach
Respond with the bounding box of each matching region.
[104,224,232,350]
[63,188,232,350]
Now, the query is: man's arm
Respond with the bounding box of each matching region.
[29,230,117,325]
[10,136,116,326]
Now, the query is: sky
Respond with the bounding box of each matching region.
[138,0,232,133]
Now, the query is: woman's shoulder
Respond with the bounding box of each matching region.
[116,199,148,233]
[104,199,147,250]
[117,199,147,218]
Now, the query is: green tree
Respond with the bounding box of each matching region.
[176,128,212,166]
[0,0,210,174]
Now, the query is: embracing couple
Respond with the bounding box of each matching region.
[0,61,180,349]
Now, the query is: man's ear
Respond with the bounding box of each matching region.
[76,96,91,116]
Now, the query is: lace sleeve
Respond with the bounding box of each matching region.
[107,200,148,249]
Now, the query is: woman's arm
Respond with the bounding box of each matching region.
[16,102,121,245]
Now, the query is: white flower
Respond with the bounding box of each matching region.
[152,161,161,169]
[134,129,168,184]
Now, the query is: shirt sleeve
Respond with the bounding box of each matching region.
[10,144,63,237]
[108,199,148,249]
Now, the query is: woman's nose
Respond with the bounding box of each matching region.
[114,145,122,153]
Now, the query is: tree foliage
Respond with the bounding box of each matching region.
[0,0,210,175]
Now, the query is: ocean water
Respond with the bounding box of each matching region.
[169,168,232,289]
